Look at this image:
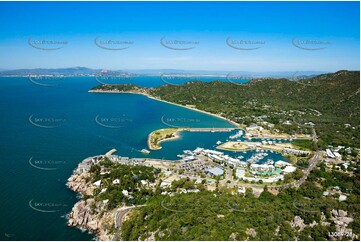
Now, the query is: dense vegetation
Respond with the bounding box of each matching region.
[92,71,360,148]
[149,71,360,148]
[89,71,360,240]
[121,172,359,240]
[88,158,160,208]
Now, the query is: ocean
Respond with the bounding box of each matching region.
[0,76,283,240]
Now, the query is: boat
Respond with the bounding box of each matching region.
[183,150,193,155]
[216,140,222,145]
[141,149,150,154]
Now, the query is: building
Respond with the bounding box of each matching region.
[246,124,264,131]
[93,180,102,187]
[160,181,171,188]
[282,120,292,125]
[250,164,275,172]
[238,187,246,194]
[333,151,342,160]
[283,148,310,156]
[339,195,347,202]
[236,168,245,179]
[275,160,290,167]
[282,166,297,173]
[326,149,335,158]
[122,190,129,197]
[206,167,224,176]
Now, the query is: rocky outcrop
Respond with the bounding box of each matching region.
[290,216,306,232]
[246,228,257,238]
[66,173,94,196]
[330,209,355,240]
[68,199,98,232]
[67,170,113,241]
[67,198,113,241]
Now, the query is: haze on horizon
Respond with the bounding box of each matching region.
[0,1,359,72]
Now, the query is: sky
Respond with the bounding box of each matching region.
[0,1,359,72]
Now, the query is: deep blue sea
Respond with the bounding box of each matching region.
[0,76,284,240]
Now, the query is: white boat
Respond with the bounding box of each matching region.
[183,150,193,155]
[141,149,150,154]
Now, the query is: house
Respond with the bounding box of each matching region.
[339,195,347,202]
[333,151,342,160]
[160,181,171,188]
[93,180,102,187]
[323,191,329,197]
[112,179,120,184]
[326,149,335,158]
[102,199,109,205]
[122,190,129,197]
[282,120,292,125]
[238,187,246,194]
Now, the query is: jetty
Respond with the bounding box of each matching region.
[179,127,238,132]
[105,148,117,156]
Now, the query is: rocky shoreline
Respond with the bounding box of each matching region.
[66,168,114,241]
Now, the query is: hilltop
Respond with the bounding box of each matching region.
[91,70,360,148]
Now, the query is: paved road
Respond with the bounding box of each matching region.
[283,151,321,188]
[115,207,132,229]
[115,205,146,229]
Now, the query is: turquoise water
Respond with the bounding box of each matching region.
[0,76,280,240]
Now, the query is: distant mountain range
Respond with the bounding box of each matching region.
[0,67,328,78]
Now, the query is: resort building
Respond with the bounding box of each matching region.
[282,166,297,173]
[283,148,310,156]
